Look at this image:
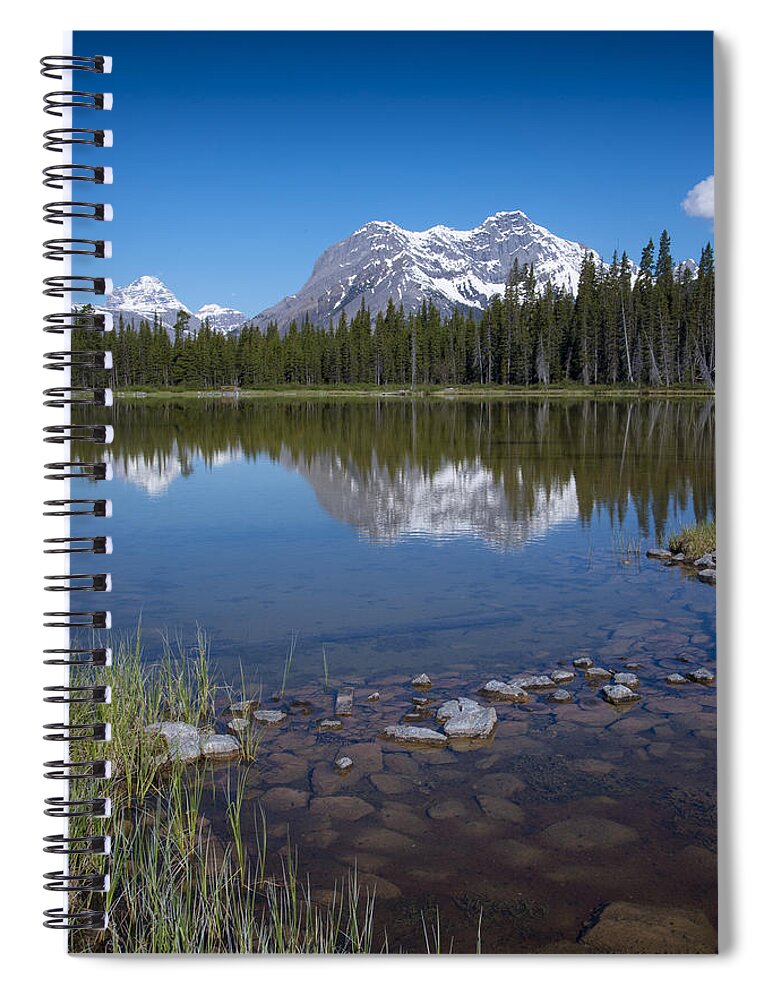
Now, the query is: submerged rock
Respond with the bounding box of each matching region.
[612,671,640,689]
[146,721,201,764]
[585,667,613,683]
[686,667,715,685]
[475,795,525,823]
[227,717,250,734]
[697,568,717,584]
[334,687,354,716]
[200,734,240,758]
[666,673,689,685]
[252,710,287,725]
[479,680,529,702]
[548,688,573,704]
[437,698,497,738]
[646,548,672,560]
[309,795,375,822]
[411,673,432,688]
[382,725,447,746]
[229,698,259,714]
[579,901,717,953]
[541,815,639,852]
[335,755,354,772]
[550,669,575,683]
[318,718,343,731]
[573,656,594,669]
[260,786,309,811]
[601,684,642,705]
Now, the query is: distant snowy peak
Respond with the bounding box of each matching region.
[104,276,245,335]
[194,303,248,333]
[106,274,189,317]
[252,210,605,333]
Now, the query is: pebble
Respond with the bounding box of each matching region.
[585,667,613,683]
[252,710,287,725]
[411,673,432,688]
[381,725,448,746]
[550,669,575,683]
[666,673,689,685]
[335,755,354,772]
[573,656,594,669]
[601,683,642,705]
[366,691,381,702]
[335,687,354,716]
[479,680,529,702]
[686,667,715,685]
[229,698,259,714]
[612,671,640,688]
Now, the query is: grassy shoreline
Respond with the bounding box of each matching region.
[111,383,716,402]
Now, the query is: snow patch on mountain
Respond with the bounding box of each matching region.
[103,276,246,335]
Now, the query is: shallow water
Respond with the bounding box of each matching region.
[73,397,717,952]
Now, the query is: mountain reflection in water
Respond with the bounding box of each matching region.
[79,397,714,549]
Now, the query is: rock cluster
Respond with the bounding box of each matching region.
[646,547,717,585]
[146,721,240,765]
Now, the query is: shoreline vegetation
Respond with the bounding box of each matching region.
[69,631,382,954]
[110,383,715,401]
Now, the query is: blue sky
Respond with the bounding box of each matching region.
[75,31,714,316]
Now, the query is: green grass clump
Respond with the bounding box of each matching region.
[63,629,380,953]
[667,519,716,560]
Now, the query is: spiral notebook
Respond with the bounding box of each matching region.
[42,30,717,954]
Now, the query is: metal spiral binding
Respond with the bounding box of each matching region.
[42,52,113,931]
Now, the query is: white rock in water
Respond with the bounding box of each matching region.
[512,674,556,690]
[200,734,240,758]
[382,725,448,746]
[573,656,594,669]
[686,667,715,685]
[366,691,381,701]
[697,569,716,583]
[612,672,640,689]
[411,673,432,688]
[479,680,529,702]
[227,717,250,733]
[335,755,354,772]
[318,718,343,731]
[436,696,479,723]
[253,710,288,725]
[146,721,201,763]
[548,688,573,703]
[666,673,688,685]
[550,669,575,683]
[646,549,672,560]
[437,698,497,739]
[601,684,642,705]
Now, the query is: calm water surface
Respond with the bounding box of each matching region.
[74,398,717,952]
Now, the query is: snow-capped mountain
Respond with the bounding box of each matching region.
[251,211,603,333]
[102,275,246,335]
[194,303,249,332]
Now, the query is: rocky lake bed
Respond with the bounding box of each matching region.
[145,640,718,953]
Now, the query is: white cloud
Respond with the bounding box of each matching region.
[681,175,715,219]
